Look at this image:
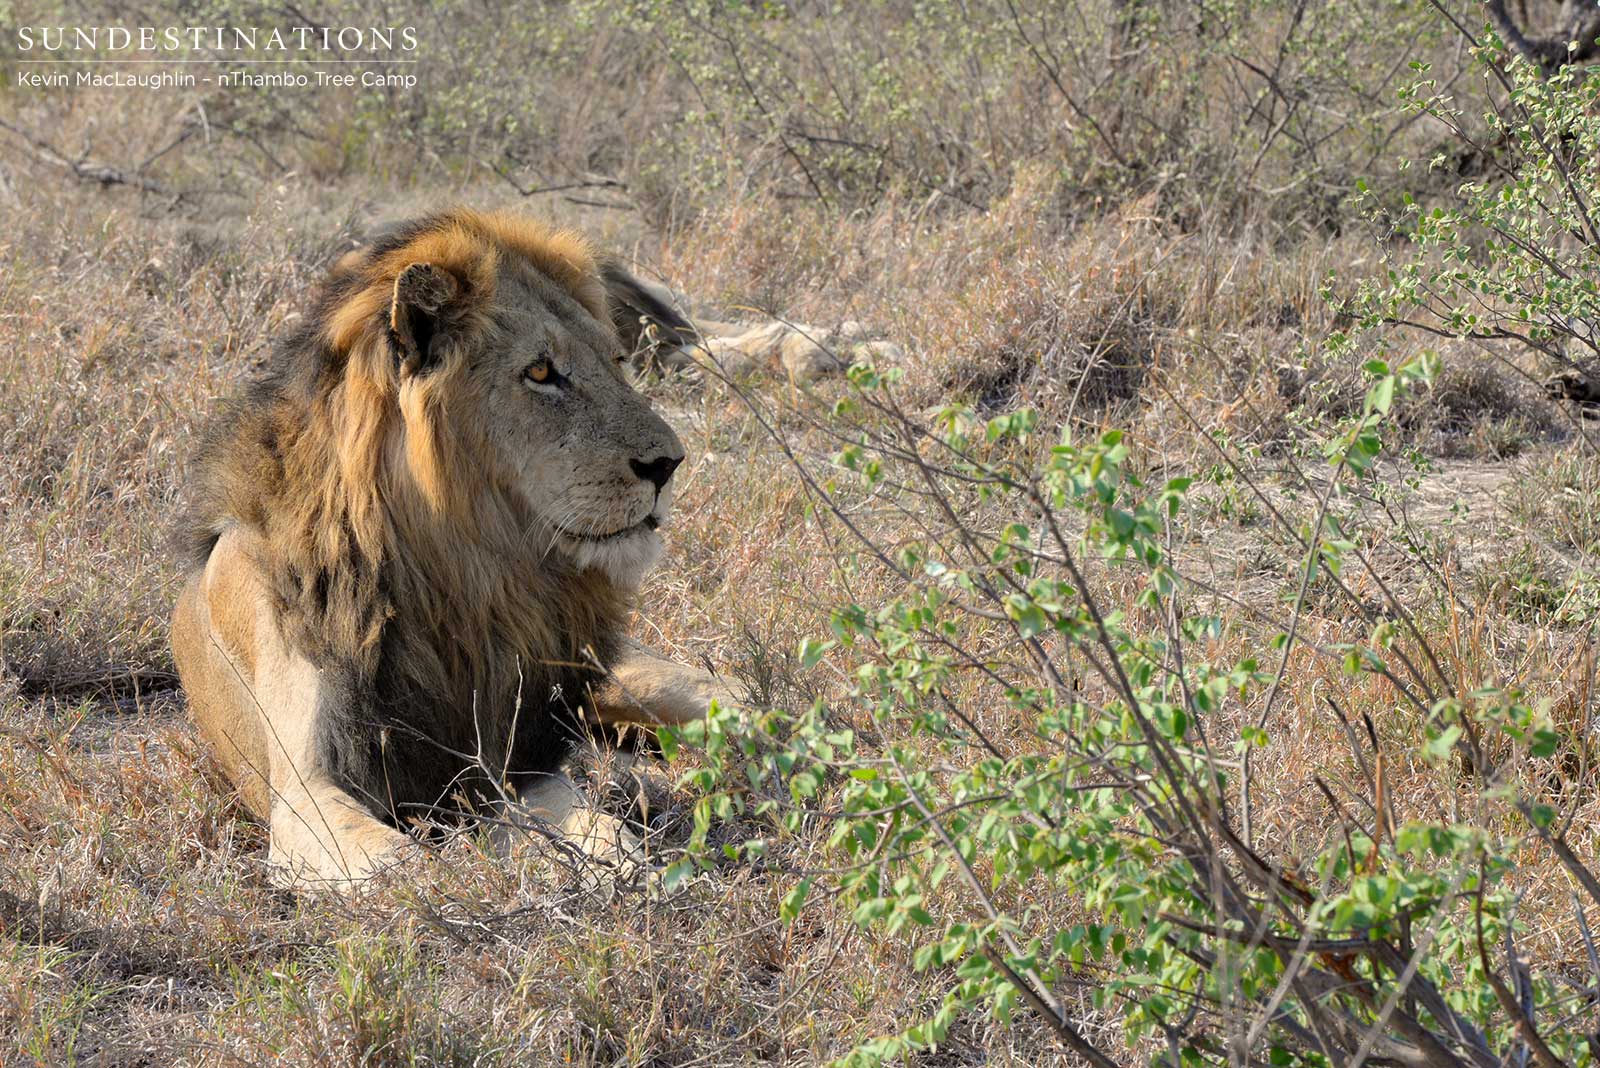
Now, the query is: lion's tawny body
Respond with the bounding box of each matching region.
[172,210,730,886]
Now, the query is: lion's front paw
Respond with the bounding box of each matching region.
[267,818,418,892]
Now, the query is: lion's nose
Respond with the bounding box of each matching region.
[630,455,682,492]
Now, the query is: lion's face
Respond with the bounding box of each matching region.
[386,246,685,590]
[480,262,685,587]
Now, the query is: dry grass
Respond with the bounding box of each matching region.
[2,3,1598,1064]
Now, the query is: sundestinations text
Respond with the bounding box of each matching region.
[15,25,419,53]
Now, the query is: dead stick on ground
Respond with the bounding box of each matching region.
[0,117,171,195]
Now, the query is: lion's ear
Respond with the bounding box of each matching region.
[390,262,460,375]
[600,262,693,359]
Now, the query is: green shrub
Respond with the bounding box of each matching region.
[668,342,1598,1064]
[660,14,1600,1065]
[1339,21,1600,381]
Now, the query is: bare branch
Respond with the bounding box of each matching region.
[1484,0,1600,70]
[0,117,172,195]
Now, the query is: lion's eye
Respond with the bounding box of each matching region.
[524,357,565,388]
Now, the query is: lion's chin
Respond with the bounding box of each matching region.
[558,526,664,589]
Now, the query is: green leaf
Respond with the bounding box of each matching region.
[781,878,812,923]
[798,637,835,671]
[1422,724,1462,764]
[1366,375,1396,415]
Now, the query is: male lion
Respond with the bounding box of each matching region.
[171,209,729,888]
